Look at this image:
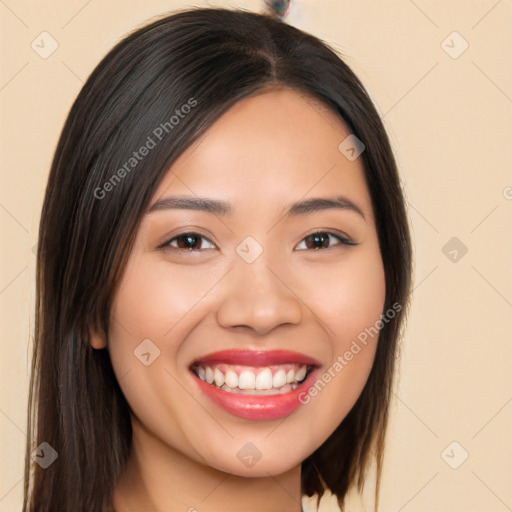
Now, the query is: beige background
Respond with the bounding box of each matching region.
[1,1,511,510]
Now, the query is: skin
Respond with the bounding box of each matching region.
[90,87,386,512]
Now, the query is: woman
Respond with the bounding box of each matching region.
[23,7,411,511]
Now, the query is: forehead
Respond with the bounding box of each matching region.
[150,87,374,221]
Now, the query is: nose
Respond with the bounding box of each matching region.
[216,254,303,336]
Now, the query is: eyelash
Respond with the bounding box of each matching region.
[159,230,358,253]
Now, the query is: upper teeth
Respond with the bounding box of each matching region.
[193,363,309,392]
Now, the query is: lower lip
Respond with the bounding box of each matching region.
[191,368,319,420]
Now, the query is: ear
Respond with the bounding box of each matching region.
[89,327,108,350]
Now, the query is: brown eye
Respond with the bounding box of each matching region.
[295,231,355,251]
[163,233,216,251]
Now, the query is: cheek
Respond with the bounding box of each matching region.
[105,257,210,447]
[296,249,385,432]
[105,257,206,403]
[302,247,386,345]
[110,255,208,343]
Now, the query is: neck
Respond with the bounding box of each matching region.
[111,416,304,512]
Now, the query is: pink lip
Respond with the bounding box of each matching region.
[191,349,321,367]
[190,350,321,421]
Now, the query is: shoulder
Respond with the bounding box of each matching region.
[302,488,343,512]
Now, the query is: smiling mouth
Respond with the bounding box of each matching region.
[190,363,315,395]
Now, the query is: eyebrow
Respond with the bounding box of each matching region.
[147,195,365,220]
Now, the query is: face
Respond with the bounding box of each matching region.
[92,87,385,478]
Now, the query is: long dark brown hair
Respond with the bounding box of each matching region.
[23,7,412,511]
